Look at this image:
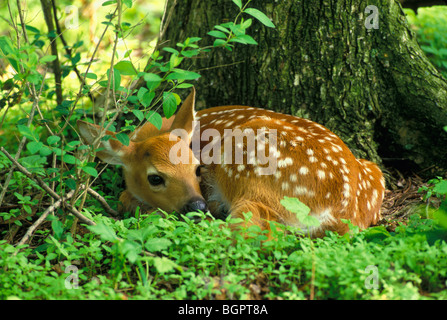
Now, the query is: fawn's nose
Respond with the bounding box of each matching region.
[181,197,208,214]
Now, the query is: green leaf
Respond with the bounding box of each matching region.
[81,166,98,177]
[299,214,321,227]
[214,25,230,33]
[207,30,227,39]
[433,180,447,195]
[143,73,162,83]
[137,88,155,108]
[124,49,132,58]
[114,60,137,76]
[53,148,66,156]
[213,39,227,47]
[176,83,194,89]
[434,206,447,229]
[102,0,116,6]
[107,68,121,90]
[81,72,98,80]
[121,240,141,264]
[62,154,78,165]
[24,24,40,34]
[0,36,21,72]
[244,8,275,28]
[24,205,32,214]
[152,257,180,274]
[144,73,162,91]
[115,133,130,146]
[49,235,69,259]
[241,18,253,29]
[163,47,180,55]
[17,125,38,141]
[98,81,108,88]
[39,146,52,157]
[126,225,158,243]
[166,69,201,81]
[66,140,81,151]
[27,72,42,85]
[26,141,43,154]
[0,36,15,55]
[122,0,132,8]
[137,87,148,101]
[228,23,246,36]
[47,135,61,145]
[169,54,183,70]
[88,223,118,242]
[145,238,172,252]
[280,197,310,215]
[232,0,242,9]
[132,109,144,122]
[39,55,57,63]
[230,34,258,45]
[187,37,202,44]
[287,251,303,264]
[14,192,25,201]
[163,92,178,118]
[146,111,163,130]
[281,196,320,228]
[180,49,200,58]
[51,219,64,240]
[65,178,77,190]
[363,226,391,242]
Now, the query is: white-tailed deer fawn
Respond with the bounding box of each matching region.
[78,88,385,237]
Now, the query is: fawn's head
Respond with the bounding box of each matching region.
[77,88,207,215]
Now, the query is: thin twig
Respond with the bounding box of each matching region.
[0,147,96,226]
[81,185,119,217]
[14,190,75,249]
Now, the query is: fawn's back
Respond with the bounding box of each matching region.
[194,104,385,236]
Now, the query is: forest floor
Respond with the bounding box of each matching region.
[379,169,434,232]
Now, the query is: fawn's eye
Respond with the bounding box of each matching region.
[148,175,164,186]
[195,165,203,177]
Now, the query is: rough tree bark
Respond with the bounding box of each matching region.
[160,0,447,176]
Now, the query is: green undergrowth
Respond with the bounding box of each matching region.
[1,210,446,300]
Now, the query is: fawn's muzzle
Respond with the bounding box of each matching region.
[181,197,208,214]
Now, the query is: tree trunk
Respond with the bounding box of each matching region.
[160,0,447,176]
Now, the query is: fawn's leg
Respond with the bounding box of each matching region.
[118,190,154,214]
[227,199,282,235]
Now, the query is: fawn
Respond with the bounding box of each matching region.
[78,88,385,236]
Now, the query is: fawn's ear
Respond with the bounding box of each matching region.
[168,87,196,143]
[77,120,133,166]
